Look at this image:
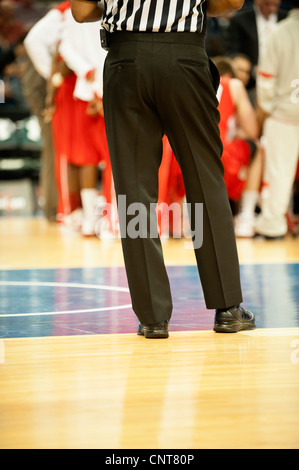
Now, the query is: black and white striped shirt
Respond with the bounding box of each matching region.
[101,0,207,33]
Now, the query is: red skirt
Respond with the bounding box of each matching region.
[70,98,109,167]
[221,139,251,201]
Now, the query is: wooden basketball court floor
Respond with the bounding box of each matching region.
[0,216,299,449]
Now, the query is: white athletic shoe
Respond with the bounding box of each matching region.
[81,218,96,237]
[64,208,83,232]
[234,213,255,238]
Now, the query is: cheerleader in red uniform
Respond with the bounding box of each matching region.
[58,9,112,236]
[214,57,262,237]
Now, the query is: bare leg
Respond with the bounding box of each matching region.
[79,165,99,236]
[234,144,264,237]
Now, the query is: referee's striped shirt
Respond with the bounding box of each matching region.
[101,0,207,33]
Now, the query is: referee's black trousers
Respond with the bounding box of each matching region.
[103,31,243,325]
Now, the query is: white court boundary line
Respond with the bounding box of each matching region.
[0,281,132,317]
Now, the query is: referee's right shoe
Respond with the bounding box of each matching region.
[213,305,256,333]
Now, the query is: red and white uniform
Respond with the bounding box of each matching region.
[24,1,70,80]
[58,10,108,166]
[58,11,112,203]
[217,76,251,202]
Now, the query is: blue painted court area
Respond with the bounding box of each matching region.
[0,264,298,338]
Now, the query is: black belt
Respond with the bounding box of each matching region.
[100,29,205,51]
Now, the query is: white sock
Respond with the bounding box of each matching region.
[238,190,259,218]
[80,188,97,221]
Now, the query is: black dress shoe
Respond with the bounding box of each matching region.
[137,321,169,338]
[214,305,256,333]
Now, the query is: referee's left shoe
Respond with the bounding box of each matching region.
[213,305,256,333]
[137,321,169,338]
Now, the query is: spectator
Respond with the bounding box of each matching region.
[0,0,26,46]
[14,0,48,32]
[0,0,29,116]
[0,35,29,116]
[226,0,287,87]
[205,13,233,57]
[0,38,25,74]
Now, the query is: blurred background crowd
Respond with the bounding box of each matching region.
[0,0,298,240]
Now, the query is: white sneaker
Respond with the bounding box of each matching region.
[81,218,96,237]
[234,214,255,238]
[64,208,83,232]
